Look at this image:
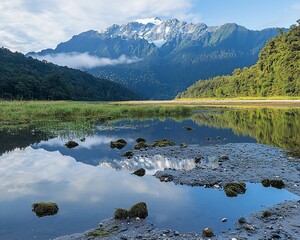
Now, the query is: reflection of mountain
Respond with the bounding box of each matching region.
[0,128,51,155]
[192,108,300,157]
[99,155,196,174]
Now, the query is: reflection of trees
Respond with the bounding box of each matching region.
[192,108,300,156]
[0,128,51,156]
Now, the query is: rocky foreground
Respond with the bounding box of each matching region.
[54,143,300,240]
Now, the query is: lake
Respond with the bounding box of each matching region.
[0,107,299,239]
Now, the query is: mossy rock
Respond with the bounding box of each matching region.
[110,139,127,149]
[114,208,129,220]
[262,210,272,218]
[262,179,284,189]
[65,140,79,149]
[270,179,285,189]
[132,168,146,177]
[128,202,148,219]
[121,151,134,159]
[136,138,146,143]
[151,139,175,148]
[32,202,59,217]
[224,182,246,197]
[134,142,148,150]
[262,179,271,187]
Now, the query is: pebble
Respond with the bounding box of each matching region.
[221,218,228,222]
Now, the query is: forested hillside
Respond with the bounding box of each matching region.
[177,23,300,98]
[0,48,140,101]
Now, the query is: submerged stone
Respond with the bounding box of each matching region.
[183,126,194,131]
[132,168,146,177]
[134,142,148,150]
[32,202,59,217]
[128,202,148,219]
[110,139,127,149]
[65,140,79,149]
[224,182,246,197]
[151,139,175,147]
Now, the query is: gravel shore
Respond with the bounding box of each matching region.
[54,143,300,240]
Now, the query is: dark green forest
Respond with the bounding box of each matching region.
[0,48,140,101]
[177,23,300,98]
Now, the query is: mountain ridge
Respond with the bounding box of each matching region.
[30,18,283,99]
[177,24,300,98]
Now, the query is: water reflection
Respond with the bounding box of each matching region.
[0,147,298,240]
[193,108,300,157]
[32,119,256,167]
[100,155,196,174]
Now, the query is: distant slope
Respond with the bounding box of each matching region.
[177,24,300,98]
[30,19,281,99]
[0,48,140,101]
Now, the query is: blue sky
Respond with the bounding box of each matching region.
[1,0,299,53]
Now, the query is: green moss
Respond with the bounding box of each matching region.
[114,208,129,220]
[151,139,175,147]
[132,168,146,177]
[110,139,127,149]
[262,179,271,187]
[128,202,148,219]
[262,210,272,218]
[86,226,119,238]
[224,182,246,197]
[121,151,134,159]
[262,179,285,189]
[136,138,146,143]
[32,202,59,217]
[134,142,148,150]
[270,179,285,189]
[64,140,79,149]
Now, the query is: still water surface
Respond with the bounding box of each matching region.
[0,109,299,240]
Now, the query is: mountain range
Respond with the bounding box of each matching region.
[177,24,300,98]
[30,18,282,99]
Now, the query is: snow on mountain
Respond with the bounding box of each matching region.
[101,18,209,47]
[134,17,163,25]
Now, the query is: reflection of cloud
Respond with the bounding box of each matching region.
[31,52,141,69]
[0,147,186,202]
[100,155,195,174]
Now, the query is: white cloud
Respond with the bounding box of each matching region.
[0,0,199,53]
[31,52,142,69]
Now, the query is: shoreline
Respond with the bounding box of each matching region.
[54,143,300,240]
[113,99,300,108]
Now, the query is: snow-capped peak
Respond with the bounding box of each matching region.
[134,17,163,25]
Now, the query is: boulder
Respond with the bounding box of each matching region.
[202,227,214,237]
[224,182,246,197]
[136,138,146,143]
[132,168,146,177]
[122,151,134,159]
[32,202,59,217]
[110,139,127,149]
[114,208,129,220]
[128,202,148,219]
[65,141,79,149]
[134,142,148,150]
